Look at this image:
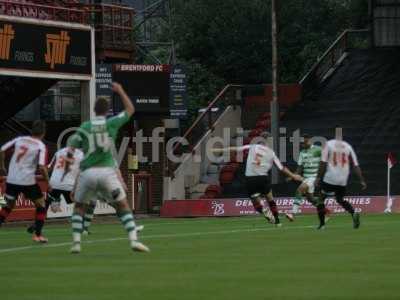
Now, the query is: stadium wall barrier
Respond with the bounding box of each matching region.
[160,196,399,217]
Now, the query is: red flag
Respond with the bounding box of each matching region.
[388,153,396,169]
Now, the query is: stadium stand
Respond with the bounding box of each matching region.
[276,48,400,197]
[168,26,400,200]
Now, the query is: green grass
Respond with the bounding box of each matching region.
[0,214,399,300]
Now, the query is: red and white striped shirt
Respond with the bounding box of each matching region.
[322,139,359,186]
[1,136,47,186]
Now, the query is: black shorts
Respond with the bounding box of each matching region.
[321,182,346,200]
[5,183,43,202]
[246,176,271,198]
[48,189,73,204]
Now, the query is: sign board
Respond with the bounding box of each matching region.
[0,178,115,221]
[0,20,92,76]
[113,64,171,114]
[96,64,113,97]
[169,65,188,118]
[160,196,399,217]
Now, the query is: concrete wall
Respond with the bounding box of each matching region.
[163,105,242,201]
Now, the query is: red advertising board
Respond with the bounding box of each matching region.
[0,177,48,221]
[160,196,399,218]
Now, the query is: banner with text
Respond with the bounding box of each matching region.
[0,179,115,221]
[169,65,187,118]
[160,196,400,217]
[0,20,92,75]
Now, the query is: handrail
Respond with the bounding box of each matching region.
[5,117,31,134]
[2,118,57,146]
[300,29,370,93]
[0,0,88,24]
[172,84,243,154]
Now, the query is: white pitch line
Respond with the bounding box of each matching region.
[0,216,266,235]
[0,219,398,255]
[0,225,315,254]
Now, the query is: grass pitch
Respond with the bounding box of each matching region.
[0,214,399,300]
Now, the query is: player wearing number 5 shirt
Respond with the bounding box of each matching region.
[213,133,303,226]
[0,121,51,243]
[315,136,367,230]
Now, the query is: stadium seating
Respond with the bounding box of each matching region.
[274,48,400,196]
[201,185,223,199]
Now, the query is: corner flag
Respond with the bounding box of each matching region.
[388,152,396,169]
[385,153,396,213]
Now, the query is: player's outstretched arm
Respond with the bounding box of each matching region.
[212,147,238,154]
[0,138,17,176]
[287,165,303,182]
[112,82,135,117]
[47,155,56,171]
[212,145,249,154]
[349,147,367,190]
[62,148,75,182]
[281,167,303,182]
[353,165,367,190]
[272,154,303,182]
[39,165,51,189]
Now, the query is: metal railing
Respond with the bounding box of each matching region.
[0,1,135,53]
[2,117,31,136]
[166,84,243,176]
[78,3,135,51]
[172,84,243,155]
[300,29,371,95]
[0,0,88,24]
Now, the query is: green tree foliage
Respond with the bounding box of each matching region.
[173,0,368,82]
[170,0,368,117]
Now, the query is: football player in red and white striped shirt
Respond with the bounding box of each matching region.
[27,147,84,234]
[213,132,303,226]
[315,134,367,230]
[0,121,51,243]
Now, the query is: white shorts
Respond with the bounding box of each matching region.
[302,177,316,194]
[74,168,126,205]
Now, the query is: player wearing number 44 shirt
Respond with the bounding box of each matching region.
[0,121,51,243]
[315,134,367,230]
[213,133,303,226]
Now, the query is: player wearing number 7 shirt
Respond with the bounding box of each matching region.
[315,135,367,230]
[0,121,51,243]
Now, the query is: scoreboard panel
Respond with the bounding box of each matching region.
[113,64,171,115]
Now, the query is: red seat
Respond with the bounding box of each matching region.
[204,185,222,198]
[249,128,263,138]
[243,137,252,145]
[260,112,271,119]
[256,119,269,129]
[221,163,239,173]
[220,171,236,184]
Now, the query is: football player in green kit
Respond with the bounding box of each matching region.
[68,82,149,254]
[286,135,330,221]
